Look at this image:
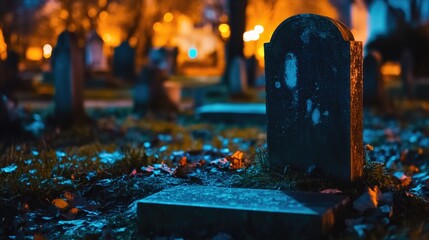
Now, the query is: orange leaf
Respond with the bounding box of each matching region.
[69,207,79,215]
[64,191,74,201]
[52,198,69,209]
[178,156,187,166]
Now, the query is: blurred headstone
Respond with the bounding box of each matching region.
[363,51,384,106]
[246,55,258,87]
[85,31,108,72]
[113,41,135,82]
[164,46,179,75]
[51,31,85,123]
[0,94,23,137]
[0,50,19,94]
[401,49,415,98]
[228,56,248,95]
[134,48,179,117]
[137,185,350,239]
[264,14,363,181]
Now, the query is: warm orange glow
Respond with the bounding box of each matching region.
[164,12,174,23]
[0,51,6,61]
[153,22,162,32]
[99,11,108,21]
[351,0,368,44]
[82,19,91,30]
[129,37,138,47]
[88,8,98,18]
[68,23,77,32]
[218,23,229,33]
[381,62,401,76]
[98,0,107,7]
[43,44,53,59]
[245,0,339,64]
[0,29,6,60]
[60,10,69,19]
[101,31,121,47]
[257,46,264,58]
[218,23,231,39]
[26,47,43,61]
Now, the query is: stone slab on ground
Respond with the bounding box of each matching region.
[137,185,350,239]
[195,103,266,124]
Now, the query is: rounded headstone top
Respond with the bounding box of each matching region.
[55,30,79,50]
[266,14,355,48]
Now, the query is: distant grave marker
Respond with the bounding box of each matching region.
[228,56,248,94]
[363,51,384,106]
[85,31,108,72]
[113,41,135,82]
[52,31,85,123]
[264,14,363,181]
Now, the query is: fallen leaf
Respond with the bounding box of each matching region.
[69,208,79,215]
[365,144,374,151]
[129,169,138,176]
[173,163,198,178]
[353,186,381,213]
[52,199,69,210]
[64,191,75,201]
[227,151,244,169]
[178,156,187,166]
[393,172,412,187]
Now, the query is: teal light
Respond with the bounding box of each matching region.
[188,48,198,59]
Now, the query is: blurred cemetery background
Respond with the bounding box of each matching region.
[2,0,429,114]
[3,1,429,238]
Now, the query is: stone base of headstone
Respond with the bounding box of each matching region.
[195,103,266,124]
[137,186,350,239]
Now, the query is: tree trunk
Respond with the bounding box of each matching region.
[224,0,247,88]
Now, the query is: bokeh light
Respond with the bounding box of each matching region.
[254,25,264,34]
[218,23,231,39]
[164,12,174,23]
[99,11,109,21]
[188,47,198,59]
[26,47,43,61]
[153,22,162,32]
[43,44,53,59]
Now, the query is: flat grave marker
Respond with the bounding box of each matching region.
[137,186,350,239]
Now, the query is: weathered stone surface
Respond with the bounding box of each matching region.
[196,103,266,124]
[51,31,85,122]
[264,14,363,181]
[137,185,350,239]
[363,51,383,106]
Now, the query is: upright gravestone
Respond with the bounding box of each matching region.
[264,14,363,181]
[228,56,248,95]
[51,31,85,123]
[113,41,135,82]
[363,51,384,106]
[85,31,108,72]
